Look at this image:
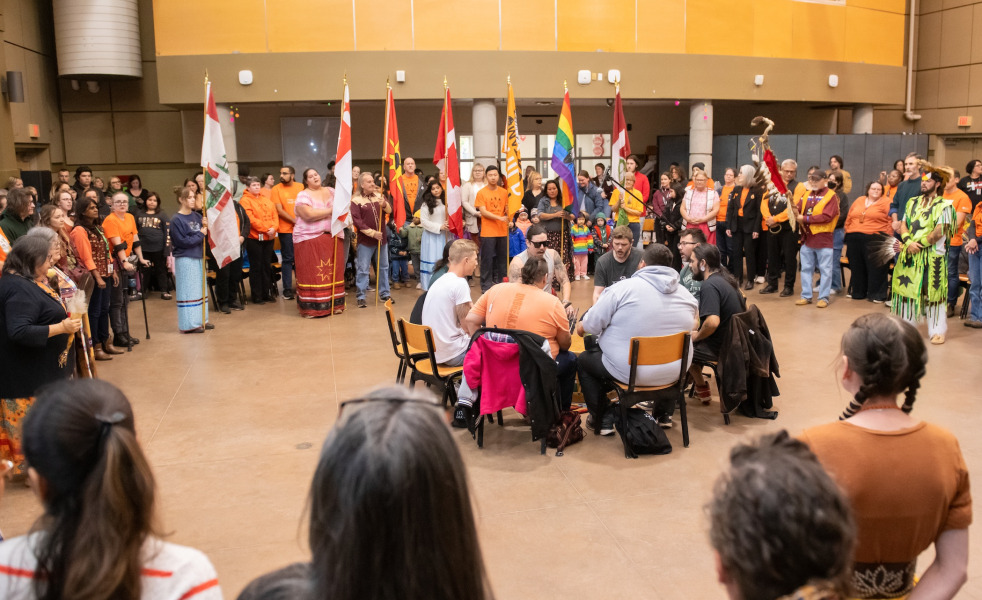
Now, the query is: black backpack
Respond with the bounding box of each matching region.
[614,408,672,459]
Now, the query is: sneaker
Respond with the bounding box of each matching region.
[694,383,712,405]
[415,283,422,290]
[357,298,367,308]
[381,295,393,304]
[964,320,982,328]
[872,298,884,304]
[161,293,172,300]
[229,301,244,311]
[452,404,473,429]
[599,411,616,436]
[656,414,673,429]
[219,304,232,314]
[282,289,295,300]
[946,304,956,318]
[795,298,811,306]
[636,400,655,410]
[754,276,765,284]
[817,299,829,308]
[885,300,892,308]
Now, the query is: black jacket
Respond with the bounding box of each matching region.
[468,327,559,442]
[726,186,764,234]
[718,304,779,419]
[0,274,74,398]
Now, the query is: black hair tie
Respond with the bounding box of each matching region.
[95,411,126,439]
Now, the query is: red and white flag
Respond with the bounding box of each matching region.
[332,82,352,236]
[434,87,463,238]
[200,81,240,267]
[611,85,631,185]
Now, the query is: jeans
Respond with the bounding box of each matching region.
[831,228,845,291]
[948,245,963,307]
[356,243,390,300]
[716,227,731,271]
[800,245,833,301]
[278,232,294,292]
[628,222,641,248]
[556,349,578,411]
[390,257,410,282]
[479,236,507,292]
[969,250,982,322]
[411,253,421,280]
[87,283,111,344]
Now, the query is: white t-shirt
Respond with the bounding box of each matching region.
[0,533,222,600]
[421,271,472,363]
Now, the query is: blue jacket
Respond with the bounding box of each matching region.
[509,226,527,256]
[579,183,609,219]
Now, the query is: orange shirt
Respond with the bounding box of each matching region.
[737,188,749,217]
[469,282,568,358]
[475,185,509,238]
[271,182,304,234]
[944,187,972,246]
[401,175,419,205]
[102,212,137,257]
[844,196,893,235]
[717,185,733,222]
[884,184,898,200]
[240,190,279,240]
[974,202,982,239]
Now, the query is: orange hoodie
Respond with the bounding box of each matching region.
[239,190,279,240]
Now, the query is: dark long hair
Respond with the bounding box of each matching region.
[24,380,159,600]
[692,243,743,303]
[432,240,454,274]
[422,181,444,212]
[308,387,492,600]
[74,195,102,236]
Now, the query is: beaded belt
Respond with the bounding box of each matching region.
[851,560,916,599]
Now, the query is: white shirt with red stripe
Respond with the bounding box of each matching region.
[0,533,221,600]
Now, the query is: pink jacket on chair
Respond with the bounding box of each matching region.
[463,335,527,416]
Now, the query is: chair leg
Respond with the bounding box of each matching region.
[477,415,485,448]
[723,413,731,425]
[395,359,405,384]
[678,393,690,448]
[497,410,504,427]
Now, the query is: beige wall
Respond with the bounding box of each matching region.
[909,0,982,135]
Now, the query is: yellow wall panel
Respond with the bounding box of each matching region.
[154,0,267,56]
[850,0,906,13]
[268,0,354,52]
[501,0,555,51]
[791,2,846,62]
[845,7,904,66]
[686,0,752,57]
[414,0,498,50]
[753,0,793,58]
[557,0,634,52]
[637,0,684,54]
[353,0,413,50]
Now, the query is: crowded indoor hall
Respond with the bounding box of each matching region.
[0,1,981,599]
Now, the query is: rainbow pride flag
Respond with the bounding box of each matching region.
[550,89,578,215]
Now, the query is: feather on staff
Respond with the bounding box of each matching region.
[749,116,796,233]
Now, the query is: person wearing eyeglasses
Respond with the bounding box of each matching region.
[270,166,303,300]
[678,228,706,300]
[102,192,149,348]
[843,181,893,303]
[791,167,840,309]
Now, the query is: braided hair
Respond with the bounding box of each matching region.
[838,313,928,420]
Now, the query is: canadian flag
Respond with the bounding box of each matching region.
[331,82,351,236]
[434,87,463,238]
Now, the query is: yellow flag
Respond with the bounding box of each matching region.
[502,80,524,217]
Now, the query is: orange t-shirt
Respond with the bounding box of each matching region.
[717,185,733,222]
[800,421,972,564]
[401,175,419,206]
[844,196,893,235]
[944,188,972,247]
[737,188,749,217]
[0,228,9,263]
[469,282,568,358]
[271,182,304,234]
[102,212,137,257]
[884,184,898,200]
[475,186,509,238]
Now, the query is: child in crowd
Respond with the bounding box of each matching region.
[509,211,528,257]
[404,213,424,288]
[571,214,593,280]
[530,208,540,224]
[135,192,171,299]
[515,207,532,235]
[388,219,410,289]
[592,215,612,259]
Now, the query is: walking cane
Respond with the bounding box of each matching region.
[139,264,150,340]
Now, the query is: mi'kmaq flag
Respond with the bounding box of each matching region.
[332,82,352,236]
[200,82,240,267]
[611,84,631,185]
[384,86,409,228]
[434,85,463,238]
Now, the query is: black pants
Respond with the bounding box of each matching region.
[576,344,674,421]
[479,236,507,292]
[143,249,171,293]
[765,226,798,289]
[109,269,130,337]
[246,238,274,302]
[214,256,243,306]
[556,349,578,411]
[845,232,888,301]
[88,283,111,344]
[731,230,757,283]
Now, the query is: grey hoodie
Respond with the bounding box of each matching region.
[582,265,698,385]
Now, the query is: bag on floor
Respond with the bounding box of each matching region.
[615,408,672,458]
[546,410,584,456]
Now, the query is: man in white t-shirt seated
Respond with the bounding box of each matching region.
[576,243,699,434]
[421,239,479,405]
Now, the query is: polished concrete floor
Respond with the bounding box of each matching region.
[2,273,981,599]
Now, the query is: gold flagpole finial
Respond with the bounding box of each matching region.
[343,72,347,86]
[386,76,391,89]
[563,80,568,92]
[614,81,619,94]
[444,76,448,90]
[204,70,209,84]
[507,74,511,85]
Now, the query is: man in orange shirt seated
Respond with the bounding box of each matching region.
[103,192,150,347]
[942,167,973,317]
[465,256,577,411]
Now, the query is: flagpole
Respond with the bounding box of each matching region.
[332,75,347,315]
[443,76,450,234]
[382,78,390,185]
[201,72,209,331]
[506,75,512,267]
[561,80,568,277]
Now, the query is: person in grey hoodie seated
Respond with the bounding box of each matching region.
[576,243,699,433]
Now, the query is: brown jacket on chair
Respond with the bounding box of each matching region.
[718,304,780,419]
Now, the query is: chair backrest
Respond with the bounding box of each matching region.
[398,319,441,377]
[627,332,691,391]
[383,298,402,356]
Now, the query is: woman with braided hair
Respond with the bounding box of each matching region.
[800,313,971,600]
